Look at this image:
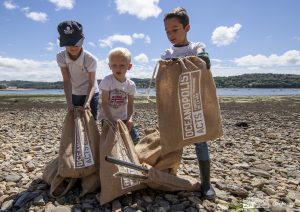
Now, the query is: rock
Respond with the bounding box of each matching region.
[233,162,250,169]
[295,199,300,207]
[14,191,40,208]
[4,174,22,182]
[170,203,185,211]
[249,169,271,178]
[216,182,248,197]
[33,195,46,206]
[202,200,216,211]
[234,122,249,128]
[164,194,179,204]
[142,195,153,203]
[287,190,300,200]
[266,133,280,139]
[1,199,14,211]
[262,186,276,195]
[25,161,36,172]
[112,199,122,212]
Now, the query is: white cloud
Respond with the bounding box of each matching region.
[45,42,55,51]
[151,58,160,62]
[132,33,145,39]
[99,33,151,48]
[132,33,151,44]
[0,56,60,82]
[134,53,149,64]
[97,58,154,79]
[234,50,300,67]
[21,7,30,13]
[211,58,222,63]
[49,0,75,10]
[211,64,300,77]
[145,35,151,44]
[99,34,133,48]
[211,23,242,46]
[3,0,18,10]
[97,59,110,79]
[88,42,96,47]
[24,11,48,23]
[128,64,154,79]
[115,0,161,20]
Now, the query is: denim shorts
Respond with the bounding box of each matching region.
[72,92,99,120]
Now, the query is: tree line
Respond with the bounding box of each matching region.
[0,73,299,89]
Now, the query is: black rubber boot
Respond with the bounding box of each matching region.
[199,160,216,200]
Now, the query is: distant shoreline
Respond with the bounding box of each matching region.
[1,88,300,97]
[0,88,35,91]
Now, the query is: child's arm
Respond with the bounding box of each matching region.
[60,67,73,110]
[196,44,211,70]
[198,51,211,70]
[84,71,96,109]
[101,90,115,122]
[126,94,134,131]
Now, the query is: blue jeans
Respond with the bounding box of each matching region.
[122,120,140,144]
[195,142,210,162]
[72,92,99,120]
[128,124,140,144]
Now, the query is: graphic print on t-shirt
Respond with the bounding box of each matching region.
[109,89,127,108]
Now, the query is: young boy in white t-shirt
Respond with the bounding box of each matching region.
[99,47,139,144]
[56,20,99,120]
[161,7,214,200]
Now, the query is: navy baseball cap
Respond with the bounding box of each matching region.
[57,21,84,47]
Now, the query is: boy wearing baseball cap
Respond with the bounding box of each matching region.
[56,20,99,119]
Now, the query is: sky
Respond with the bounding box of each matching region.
[0,0,300,82]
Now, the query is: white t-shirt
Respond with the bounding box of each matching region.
[161,42,206,60]
[99,74,136,120]
[57,49,99,95]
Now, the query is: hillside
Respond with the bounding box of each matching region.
[0,73,299,89]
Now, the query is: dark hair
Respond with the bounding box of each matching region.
[163,7,189,27]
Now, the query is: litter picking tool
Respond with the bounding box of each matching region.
[105,156,149,173]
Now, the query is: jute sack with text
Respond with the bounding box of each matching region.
[43,158,77,198]
[135,130,200,191]
[156,56,223,155]
[98,120,146,205]
[58,107,100,178]
[135,129,182,174]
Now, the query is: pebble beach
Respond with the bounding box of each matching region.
[0,94,299,211]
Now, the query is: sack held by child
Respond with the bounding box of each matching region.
[156,56,223,155]
[58,107,100,178]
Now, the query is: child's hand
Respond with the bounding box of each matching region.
[67,104,74,111]
[126,119,133,131]
[83,101,91,110]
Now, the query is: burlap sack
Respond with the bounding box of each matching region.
[145,165,200,191]
[80,172,100,197]
[98,120,146,205]
[156,56,223,154]
[58,107,100,178]
[43,158,77,198]
[135,130,182,174]
[135,130,199,191]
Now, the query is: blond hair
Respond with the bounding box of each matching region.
[108,47,131,63]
